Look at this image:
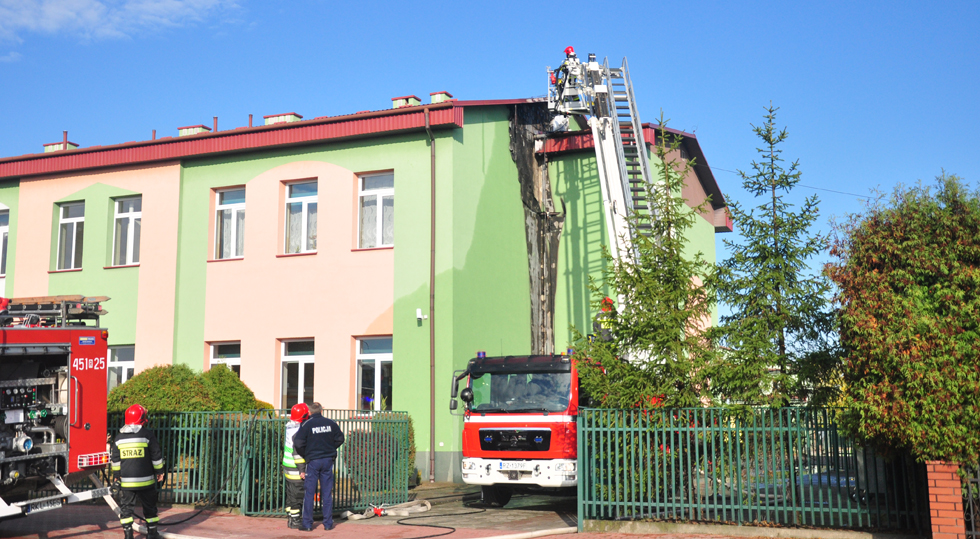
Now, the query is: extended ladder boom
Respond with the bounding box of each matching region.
[549,50,654,261]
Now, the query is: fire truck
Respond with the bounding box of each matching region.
[0,295,114,519]
[449,353,587,506]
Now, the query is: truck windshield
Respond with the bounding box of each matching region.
[469,371,571,413]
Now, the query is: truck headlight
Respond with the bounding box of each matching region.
[461,461,476,471]
[555,462,576,472]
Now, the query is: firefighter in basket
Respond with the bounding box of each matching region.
[282,403,310,529]
[110,404,165,539]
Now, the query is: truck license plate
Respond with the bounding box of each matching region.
[27,499,62,514]
[499,462,529,470]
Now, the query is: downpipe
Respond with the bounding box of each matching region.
[425,108,437,483]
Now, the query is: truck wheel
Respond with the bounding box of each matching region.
[481,485,512,507]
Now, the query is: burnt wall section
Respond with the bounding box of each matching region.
[509,104,565,355]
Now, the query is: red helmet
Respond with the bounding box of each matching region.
[290,403,310,422]
[564,46,575,56]
[124,404,148,426]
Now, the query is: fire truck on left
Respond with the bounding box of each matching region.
[0,295,114,520]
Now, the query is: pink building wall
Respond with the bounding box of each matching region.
[202,161,394,409]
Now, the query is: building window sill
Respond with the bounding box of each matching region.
[104,264,140,269]
[48,268,83,274]
[352,246,394,252]
[276,252,317,258]
[207,257,244,263]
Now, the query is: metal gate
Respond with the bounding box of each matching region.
[56,410,413,516]
[577,407,929,533]
[966,464,980,539]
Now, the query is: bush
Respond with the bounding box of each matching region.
[201,364,258,411]
[344,430,402,496]
[108,364,217,413]
[254,400,274,410]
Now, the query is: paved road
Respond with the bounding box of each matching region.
[0,492,579,539]
[356,491,578,532]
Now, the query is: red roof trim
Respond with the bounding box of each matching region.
[453,98,546,107]
[541,124,726,208]
[391,95,420,101]
[430,91,453,97]
[0,103,462,180]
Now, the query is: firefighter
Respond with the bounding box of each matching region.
[592,296,616,342]
[110,404,165,539]
[282,403,310,529]
[294,402,345,532]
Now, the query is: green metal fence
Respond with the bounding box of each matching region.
[89,409,410,516]
[577,407,929,533]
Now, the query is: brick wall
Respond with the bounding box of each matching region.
[927,461,967,539]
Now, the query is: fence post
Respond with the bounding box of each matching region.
[577,410,584,532]
[926,461,967,539]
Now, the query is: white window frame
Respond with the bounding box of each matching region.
[107,345,135,394]
[357,173,394,249]
[57,202,85,270]
[112,196,142,266]
[280,340,315,409]
[284,181,317,254]
[356,337,393,411]
[210,341,242,377]
[215,188,246,259]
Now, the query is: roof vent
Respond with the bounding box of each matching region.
[178,125,212,137]
[430,91,453,104]
[43,141,79,153]
[264,112,303,126]
[391,95,421,109]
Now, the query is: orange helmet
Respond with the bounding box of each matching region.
[124,404,148,426]
[290,403,310,422]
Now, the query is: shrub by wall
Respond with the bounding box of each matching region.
[201,364,258,411]
[108,364,217,413]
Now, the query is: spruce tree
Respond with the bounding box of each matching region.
[573,114,718,409]
[716,105,838,406]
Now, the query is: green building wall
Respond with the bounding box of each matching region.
[0,180,20,298]
[48,183,142,348]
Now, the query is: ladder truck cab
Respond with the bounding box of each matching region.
[0,295,113,520]
[449,353,588,507]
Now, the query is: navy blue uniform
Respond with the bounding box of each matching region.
[293,413,344,529]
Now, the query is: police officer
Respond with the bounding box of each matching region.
[293,402,344,532]
[282,403,310,529]
[110,404,165,539]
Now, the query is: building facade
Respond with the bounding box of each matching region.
[0,96,730,480]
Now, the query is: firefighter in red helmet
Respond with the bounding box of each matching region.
[110,404,165,539]
[282,403,310,528]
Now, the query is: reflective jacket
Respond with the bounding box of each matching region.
[110,425,164,490]
[281,420,306,481]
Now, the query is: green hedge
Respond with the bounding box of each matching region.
[108,363,260,413]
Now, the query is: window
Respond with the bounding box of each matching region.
[358,173,394,248]
[215,189,245,259]
[210,342,241,377]
[281,340,314,409]
[107,346,135,394]
[57,202,84,270]
[356,337,392,411]
[0,210,8,282]
[112,197,142,266]
[284,182,317,254]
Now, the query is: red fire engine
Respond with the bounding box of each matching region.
[0,296,113,519]
[449,353,585,506]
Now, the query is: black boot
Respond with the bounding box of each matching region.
[146,523,162,539]
[123,525,135,539]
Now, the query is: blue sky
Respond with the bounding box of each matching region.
[1,0,978,269]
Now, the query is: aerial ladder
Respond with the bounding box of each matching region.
[548,47,655,261]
